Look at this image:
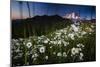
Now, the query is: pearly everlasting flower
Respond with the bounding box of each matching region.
[54,36,57,40]
[55,32,61,36]
[61,35,65,38]
[26,42,32,48]
[32,53,38,58]
[77,43,84,48]
[79,52,84,60]
[38,37,42,40]
[68,33,75,40]
[44,40,48,44]
[53,52,56,55]
[39,46,45,53]
[64,44,67,47]
[86,27,93,32]
[58,40,62,45]
[63,41,69,47]
[16,42,20,46]
[81,31,87,35]
[27,39,31,42]
[71,24,79,32]
[33,58,37,61]
[50,41,57,45]
[54,41,58,45]
[18,53,23,57]
[89,33,92,34]
[45,56,48,60]
[63,52,67,57]
[50,41,53,44]
[19,38,23,41]
[15,48,20,53]
[91,25,94,28]
[78,48,82,51]
[65,36,68,39]
[50,46,52,49]
[74,22,80,26]
[32,55,35,58]
[23,41,26,45]
[12,39,18,43]
[57,52,62,57]
[34,53,38,57]
[60,29,64,32]
[26,62,29,65]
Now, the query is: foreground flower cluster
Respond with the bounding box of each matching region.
[11,22,95,66]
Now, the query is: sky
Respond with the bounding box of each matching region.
[11,0,96,20]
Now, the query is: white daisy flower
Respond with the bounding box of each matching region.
[39,46,45,53]
[71,47,81,56]
[26,42,32,48]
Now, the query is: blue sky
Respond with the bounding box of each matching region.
[11,1,96,20]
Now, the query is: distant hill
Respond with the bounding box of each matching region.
[81,19,96,23]
[12,15,72,38]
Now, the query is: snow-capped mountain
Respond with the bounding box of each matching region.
[63,12,80,20]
